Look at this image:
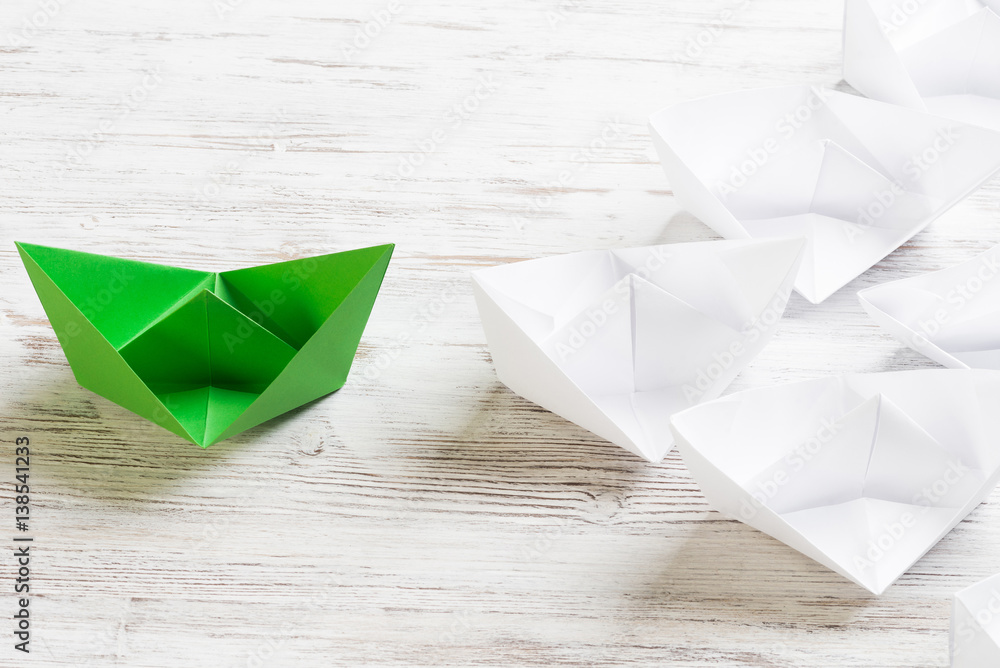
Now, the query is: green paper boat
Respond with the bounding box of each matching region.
[16,242,394,447]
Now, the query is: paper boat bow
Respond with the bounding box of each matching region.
[860,244,1000,369]
[952,572,1000,666]
[649,86,1000,303]
[670,369,1000,594]
[16,242,393,447]
[845,0,1000,131]
[472,238,804,462]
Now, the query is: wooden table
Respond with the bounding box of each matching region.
[2,0,998,665]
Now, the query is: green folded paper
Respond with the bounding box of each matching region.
[16,242,394,447]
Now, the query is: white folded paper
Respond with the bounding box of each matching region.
[472,238,804,462]
[649,86,1000,304]
[952,572,1000,666]
[844,0,1000,131]
[670,369,1000,594]
[859,245,1000,369]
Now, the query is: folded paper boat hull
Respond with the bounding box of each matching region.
[845,0,1000,131]
[472,238,804,463]
[859,244,1000,369]
[671,369,1000,594]
[16,242,394,447]
[649,86,1000,303]
[952,572,1000,666]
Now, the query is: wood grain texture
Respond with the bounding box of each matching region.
[1,0,999,665]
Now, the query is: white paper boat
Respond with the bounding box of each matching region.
[649,86,1000,304]
[859,245,1000,369]
[952,572,1000,666]
[670,369,1000,594]
[845,0,1000,131]
[471,238,804,463]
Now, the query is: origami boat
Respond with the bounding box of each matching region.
[649,85,1000,303]
[845,0,1000,131]
[670,369,1000,594]
[16,242,394,447]
[952,572,1000,666]
[472,237,804,462]
[859,244,1000,369]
